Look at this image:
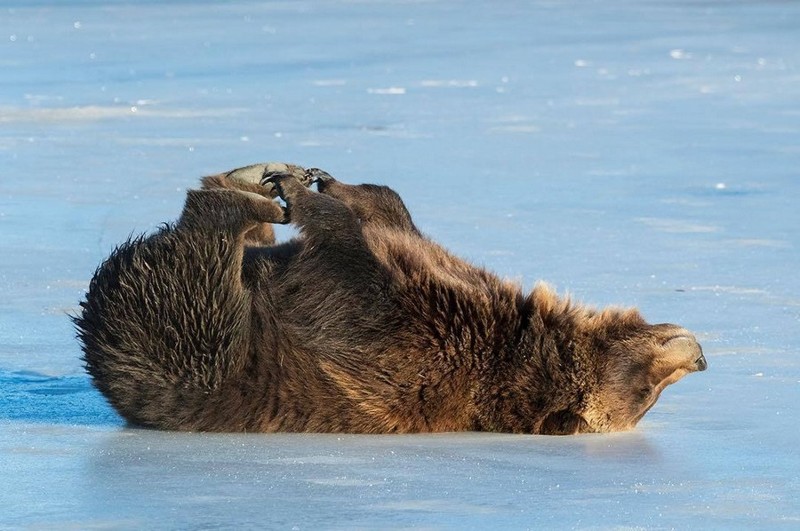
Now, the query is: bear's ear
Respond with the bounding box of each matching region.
[650,331,707,388]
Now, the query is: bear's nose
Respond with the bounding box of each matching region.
[695,349,708,371]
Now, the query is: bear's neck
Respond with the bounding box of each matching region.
[469,288,591,434]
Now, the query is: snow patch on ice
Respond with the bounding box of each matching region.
[0,105,242,124]
[419,79,478,88]
[636,217,719,234]
[366,87,406,95]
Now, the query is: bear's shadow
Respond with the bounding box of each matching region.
[0,369,122,426]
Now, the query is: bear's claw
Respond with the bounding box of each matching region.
[220,162,308,198]
[262,171,310,203]
[260,164,312,187]
[306,168,337,192]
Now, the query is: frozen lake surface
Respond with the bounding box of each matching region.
[2,0,799,528]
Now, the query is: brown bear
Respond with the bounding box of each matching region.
[74,163,706,435]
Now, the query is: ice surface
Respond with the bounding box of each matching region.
[1,0,799,528]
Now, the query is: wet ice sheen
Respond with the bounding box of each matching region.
[1,0,799,528]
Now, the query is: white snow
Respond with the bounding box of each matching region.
[1,0,799,528]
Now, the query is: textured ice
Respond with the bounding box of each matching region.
[1,0,799,528]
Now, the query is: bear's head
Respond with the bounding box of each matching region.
[530,286,707,435]
[576,322,706,433]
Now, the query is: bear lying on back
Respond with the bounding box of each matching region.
[74,163,706,435]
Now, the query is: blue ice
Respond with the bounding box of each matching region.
[1,1,798,528]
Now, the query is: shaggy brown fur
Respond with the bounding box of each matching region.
[75,163,707,434]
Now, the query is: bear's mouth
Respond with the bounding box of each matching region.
[633,398,659,425]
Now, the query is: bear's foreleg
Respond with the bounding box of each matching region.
[263,171,402,342]
[307,168,420,235]
[264,171,369,256]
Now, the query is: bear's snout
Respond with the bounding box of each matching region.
[695,348,708,372]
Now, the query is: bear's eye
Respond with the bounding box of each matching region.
[637,387,652,401]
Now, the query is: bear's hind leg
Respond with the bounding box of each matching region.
[200,162,313,245]
[77,188,286,431]
[177,188,288,234]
